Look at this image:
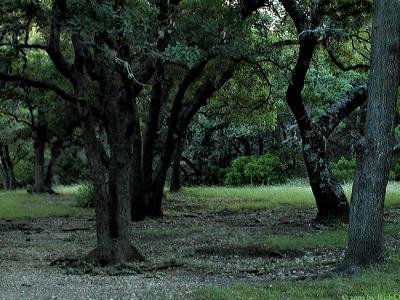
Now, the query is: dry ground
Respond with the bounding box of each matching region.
[0,195,399,300]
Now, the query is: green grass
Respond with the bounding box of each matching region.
[193,258,400,299]
[0,186,90,220]
[173,182,400,212]
[263,223,400,251]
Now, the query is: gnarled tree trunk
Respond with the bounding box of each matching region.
[78,84,144,265]
[300,127,349,222]
[279,0,368,223]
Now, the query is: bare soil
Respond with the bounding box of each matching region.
[1,202,399,300]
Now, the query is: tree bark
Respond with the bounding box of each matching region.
[285,36,350,222]
[0,143,16,190]
[279,0,369,223]
[257,136,264,156]
[346,0,400,266]
[32,115,48,193]
[78,84,144,265]
[242,138,252,156]
[300,127,349,222]
[44,139,64,192]
[170,136,184,192]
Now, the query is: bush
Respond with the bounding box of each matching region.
[389,160,400,181]
[14,159,34,186]
[55,146,90,185]
[75,182,96,208]
[225,154,287,186]
[330,157,356,183]
[224,156,252,186]
[330,157,400,182]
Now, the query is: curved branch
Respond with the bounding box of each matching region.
[326,47,369,72]
[316,83,368,137]
[47,0,74,82]
[0,72,76,103]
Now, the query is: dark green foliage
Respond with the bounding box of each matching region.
[75,182,96,208]
[225,153,287,186]
[55,146,89,185]
[14,158,34,186]
[389,161,400,181]
[224,156,252,186]
[329,157,356,183]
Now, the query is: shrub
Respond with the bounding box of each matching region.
[389,160,400,181]
[225,154,287,186]
[329,157,356,183]
[224,156,252,186]
[75,182,96,208]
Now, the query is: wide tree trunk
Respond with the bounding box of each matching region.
[346,0,400,266]
[0,144,16,190]
[79,91,144,265]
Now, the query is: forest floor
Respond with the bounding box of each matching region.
[1,185,400,299]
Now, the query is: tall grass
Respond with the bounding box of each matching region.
[0,186,89,220]
[174,182,400,211]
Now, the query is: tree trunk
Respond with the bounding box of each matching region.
[32,124,48,193]
[300,128,349,222]
[257,136,264,156]
[170,136,184,192]
[346,0,400,266]
[0,144,16,190]
[169,156,182,192]
[284,36,350,222]
[242,138,252,156]
[44,139,64,192]
[79,92,144,265]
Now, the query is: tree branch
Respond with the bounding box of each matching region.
[316,83,368,137]
[47,0,74,82]
[279,0,308,34]
[240,0,270,18]
[326,47,369,72]
[0,72,76,103]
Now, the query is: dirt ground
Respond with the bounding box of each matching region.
[1,199,399,300]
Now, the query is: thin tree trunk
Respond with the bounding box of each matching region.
[257,136,264,156]
[278,0,371,223]
[44,139,64,192]
[346,0,400,266]
[285,36,350,222]
[32,124,48,193]
[242,138,252,156]
[170,137,184,192]
[0,144,16,190]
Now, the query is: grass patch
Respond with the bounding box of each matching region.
[0,186,91,220]
[192,256,400,300]
[173,182,400,212]
[263,223,400,251]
